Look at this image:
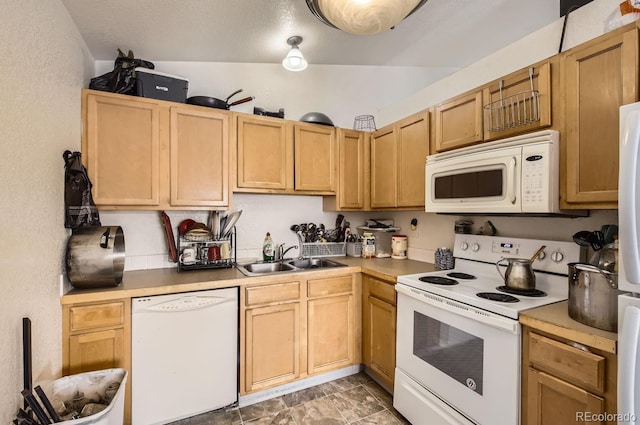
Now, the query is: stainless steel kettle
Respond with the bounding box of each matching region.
[496,257,536,291]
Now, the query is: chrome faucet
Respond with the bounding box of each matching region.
[276,243,299,261]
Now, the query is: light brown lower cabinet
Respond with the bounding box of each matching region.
[62,300,131,424]
[240,273,358,395]
[521,327,617,425]
[361,274,397,390]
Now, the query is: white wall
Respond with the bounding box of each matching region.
[377,0,626,126]
[0,0,93,421]
[94,60,455,129]
[378,0,625,260]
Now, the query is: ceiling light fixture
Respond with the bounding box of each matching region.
[282,36,308,72]
[306,0,428,35]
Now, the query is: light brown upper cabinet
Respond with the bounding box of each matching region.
[434,89,483,152]
[562,25,639,209]
[371,110,429,209]
[234,114,336,195]
[82,89,232,210]
[169,106,230,207]
[84,91,161,207]
[482,60,554,141]
[323,128,369,211]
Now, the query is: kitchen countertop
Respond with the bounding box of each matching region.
[519,301,618,354]
[61,257,437,304]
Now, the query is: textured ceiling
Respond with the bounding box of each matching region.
[61,0,560,68]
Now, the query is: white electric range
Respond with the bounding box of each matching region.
[393,234,583,425]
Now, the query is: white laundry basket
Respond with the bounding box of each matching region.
[45,368,127,425]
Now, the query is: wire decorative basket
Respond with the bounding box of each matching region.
[483,67,541,132]
[300,242,346,258]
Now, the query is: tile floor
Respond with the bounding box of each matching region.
[169,372,410,425]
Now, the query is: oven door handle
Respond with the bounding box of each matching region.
[396,284,520,335]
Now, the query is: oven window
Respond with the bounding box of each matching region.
[433,169,503,199]
[413,311,484,394]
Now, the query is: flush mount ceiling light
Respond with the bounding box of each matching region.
[306,0,429,35]
[282,36,308,72]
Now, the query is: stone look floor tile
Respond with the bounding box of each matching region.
[168,405,242,425]
[327,386,385,423]
[362,381,393,410]
[318,375,361,395]
[239,398,288,422]
[282,386,327,407]
[244,409,296,425]
[355,410,404,425]
[289,396,347,425]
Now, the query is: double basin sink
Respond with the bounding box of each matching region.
[237,257,347,276]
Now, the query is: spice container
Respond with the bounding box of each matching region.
[391,235,408,259]
[362,233,376,259]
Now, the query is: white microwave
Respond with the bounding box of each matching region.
[425,130,560,214]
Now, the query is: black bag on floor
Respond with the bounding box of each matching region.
[89,48,154,95]
[63,150,101,229]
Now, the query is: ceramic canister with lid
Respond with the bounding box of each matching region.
[391,235,408,259]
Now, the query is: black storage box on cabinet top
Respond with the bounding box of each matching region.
[135,67,189,102]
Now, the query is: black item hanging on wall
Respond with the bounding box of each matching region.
[89,48,154,95]
[63,150,101,229]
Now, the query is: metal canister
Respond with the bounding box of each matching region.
[391,235,408,259]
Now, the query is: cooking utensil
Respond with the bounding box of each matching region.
[496,257,536,291]
[572,230,605,251]
[186,89,254,110]
[568,262,621,331]
[161,212,178,262]
[529,245,546,262]
[299,112,334,126]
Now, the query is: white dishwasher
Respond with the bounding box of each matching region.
[132,287,238,425]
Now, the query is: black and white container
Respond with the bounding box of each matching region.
[135,68,189,103]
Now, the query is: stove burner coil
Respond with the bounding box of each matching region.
[419,276,459,286]
[447,272,477,280]
[496,286,547,297]
[476,292,520,303]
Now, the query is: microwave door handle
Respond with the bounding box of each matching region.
[508,156,517,204]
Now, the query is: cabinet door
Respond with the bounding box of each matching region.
[85,93,160,206]
[169,106,230,207]
[362,275,397,389]
[308,294,354,374]
[527,368,605,425]
[368,296,396,387]
[397,111,430,207]
[244,303,300,392]
[294,123,336,192]
[434,90,483,152]
[483,61,553,141]
[370,125,397,208]
[236,115,292,190]
[68,329,126,374]
[563,28,639,207]
[336,129,367,209]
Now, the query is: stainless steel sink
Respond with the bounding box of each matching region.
[285,258,346,269]
[237,257,347,276]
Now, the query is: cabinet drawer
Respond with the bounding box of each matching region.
[528,332,606,392]
[245,282,300,306]
[367,277,396,305]
[308,276,353,298]
[69,301,125,333]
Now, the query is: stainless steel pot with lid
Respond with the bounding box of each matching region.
[567,262,622,332]
[66,226,125,288]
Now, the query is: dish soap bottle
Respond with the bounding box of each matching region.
[263,232,275,262]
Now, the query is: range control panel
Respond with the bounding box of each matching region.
[453,234,584,275]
